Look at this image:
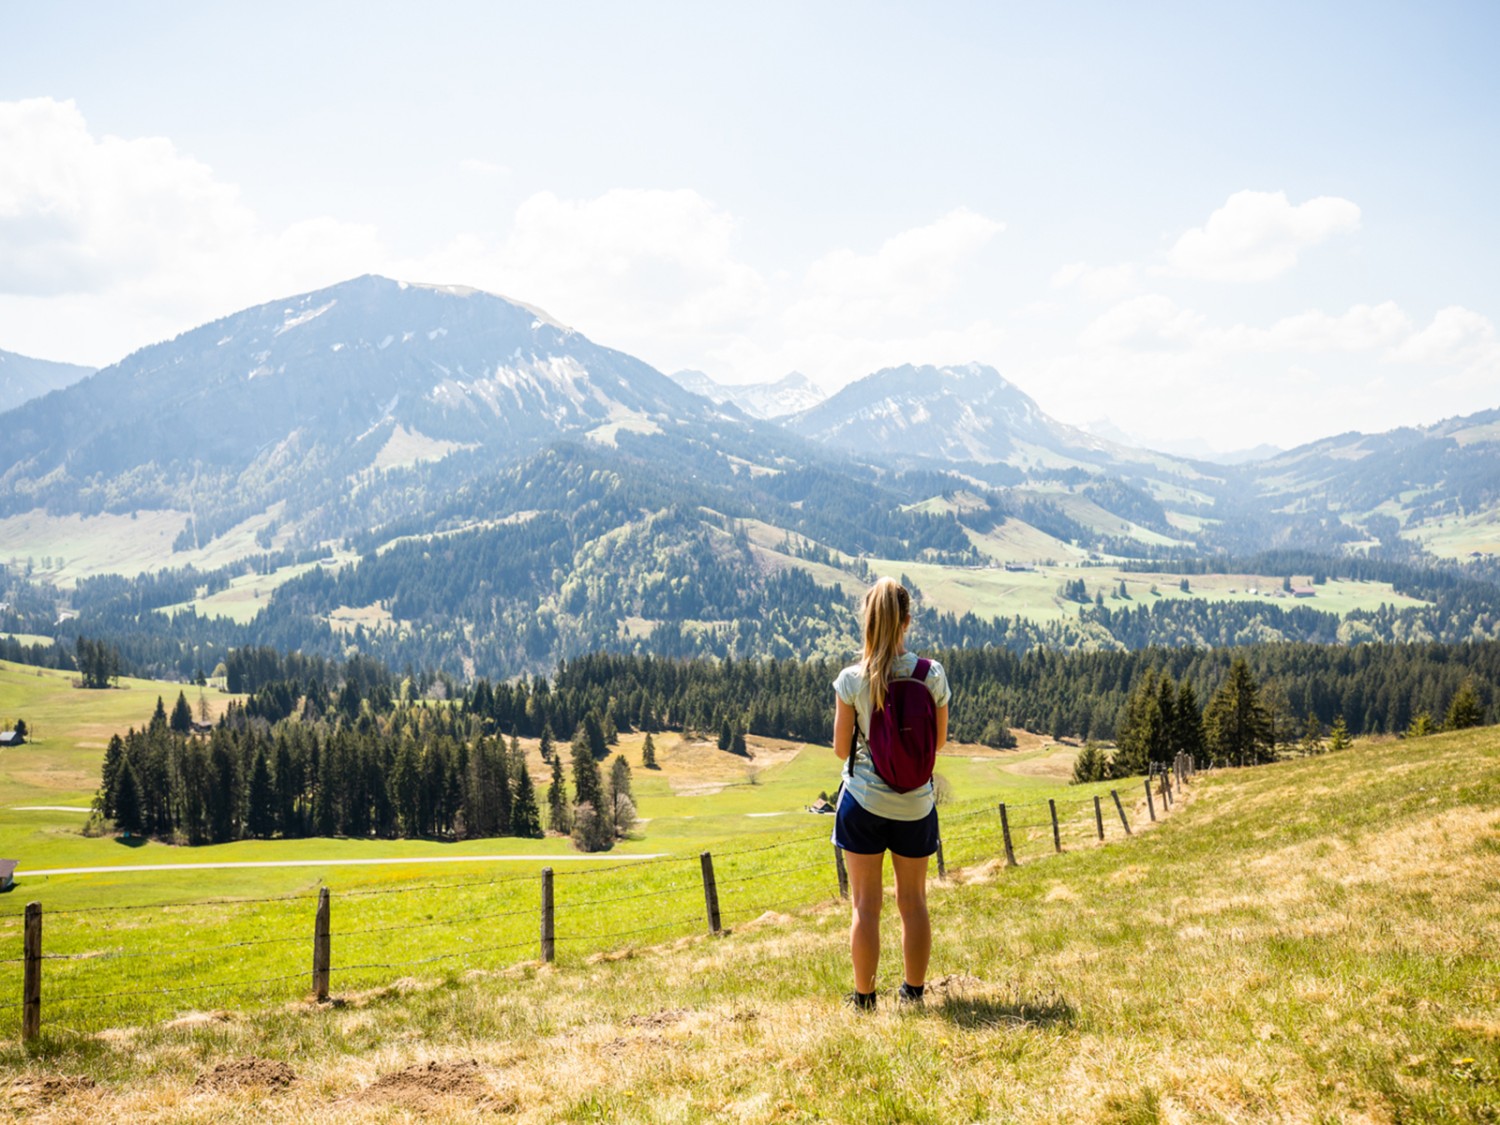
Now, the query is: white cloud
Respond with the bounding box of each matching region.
[1388,305,1497,366]
[1079,294,1207,351]
[0,98,251,297]
[1051,261,1140,302]
[405,188,769,351]
[1255,302,1411,352]
[0,98,384,362]
[785,208,1004,334]
[457,158,511,180]
[1166,190,1361,282]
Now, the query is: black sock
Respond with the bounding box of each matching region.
[854,989,877,1009]
[899,982,924,1000]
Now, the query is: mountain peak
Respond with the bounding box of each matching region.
[784,362,1071,466]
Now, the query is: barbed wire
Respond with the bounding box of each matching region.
[40,930,309,962]
[336,869,542,898]
[330,936,535,975]
[552,878,699,910]
[554,853,696,880]
[39,890,319,917]
[333,903,535,938]
[556,914,703,942]
[46,971,308,1008]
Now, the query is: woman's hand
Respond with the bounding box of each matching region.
[834,697,856,761]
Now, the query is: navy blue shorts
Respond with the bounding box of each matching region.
[833,789,940,858]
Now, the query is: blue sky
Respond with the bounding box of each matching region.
[2,1,1497,453]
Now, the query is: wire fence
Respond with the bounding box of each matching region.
[3,756,1194,1041]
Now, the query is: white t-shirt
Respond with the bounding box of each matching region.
[833,653,951,821]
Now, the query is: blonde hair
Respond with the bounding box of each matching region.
[861,577,911,711]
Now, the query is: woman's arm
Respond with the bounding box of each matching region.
[936,704,948,751]
[834,697,856,761]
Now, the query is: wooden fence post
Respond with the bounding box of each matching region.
[1093,795,1104,841]
[700,852,722,935]
[22,902,41,1043]
[935,840,947,880]
[312,887,330,1002]
[1111,789,1132,835]
[1160,770,1172,809]
[1048,799,1062,853]
[998,804,1017,867]
[540,867,555,964]
[1144,777,1156,821]
[834,845,849,900]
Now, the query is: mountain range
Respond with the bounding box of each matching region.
[0,348,95,415]
[666,368,826,419]
[1,274,1497,680]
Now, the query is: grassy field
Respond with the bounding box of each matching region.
[864,557,1427,627]
[2,716,1496,1120]
[1404,508,1500,561]
[0,505,307,587]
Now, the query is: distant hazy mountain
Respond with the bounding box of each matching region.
[667,368,826,419]
[784,361,1149,470]
[0,275,720,516]
[0,348,95,414]
[1239,406,1500,521]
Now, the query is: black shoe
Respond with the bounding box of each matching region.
[845,990,877,1011]
[897,982,925,1006]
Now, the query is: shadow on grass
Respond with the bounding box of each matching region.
[931,990,1075,1030]
[113,835,147,849]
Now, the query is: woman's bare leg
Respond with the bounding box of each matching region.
[890,852,931,988]
[845,850,885,992]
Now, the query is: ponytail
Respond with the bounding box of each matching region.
[861,577,911,711]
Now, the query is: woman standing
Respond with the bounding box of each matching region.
[832,577,950,1009]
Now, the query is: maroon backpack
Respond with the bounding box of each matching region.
[850,658,939,793]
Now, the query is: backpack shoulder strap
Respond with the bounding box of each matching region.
[912,658,931,682]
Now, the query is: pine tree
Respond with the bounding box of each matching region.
[1203,658,1274,767]
[718,716,733,751]
[510,758,544,838]
[1113,669,1163,776]
[583,712,608,760]
[113,759,143,836]
[1406,711,1435,738]
[641,732,658,769]
[571,725,605,811]
[150,696,169,733]
[1444,678,1483,731]
[1071,742,1107,784]
[539,722,555,764]
[547,756,571,834]
[609,755,634,810]
[1299,712,1324,756]
[170,691,194,734]
[98,734,124,818]
[1173,681,1205,763]
[1328,714,1352,752]
[730,721,748,757]
[246,748,275,837]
